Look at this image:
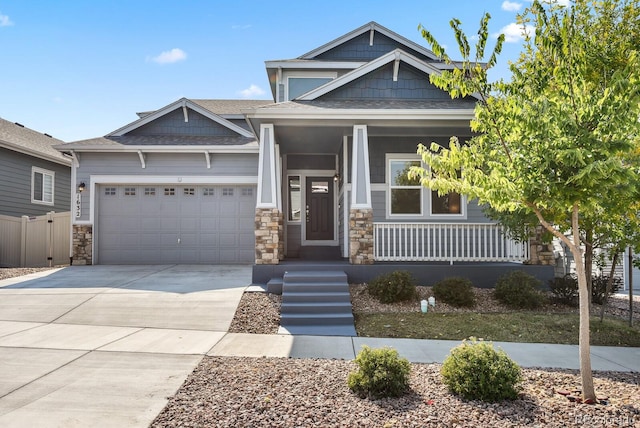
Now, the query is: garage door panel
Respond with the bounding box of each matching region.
[98,184,256,264]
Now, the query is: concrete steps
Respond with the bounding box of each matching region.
[278,270,356,336]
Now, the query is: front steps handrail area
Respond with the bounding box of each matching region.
[278,270,356,337]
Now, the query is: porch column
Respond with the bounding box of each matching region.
[527,225,556,266]
[255,124,282,265]
[349,125,374,265]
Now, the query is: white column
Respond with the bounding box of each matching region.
[256,124,278,208]
[350,125,371,209]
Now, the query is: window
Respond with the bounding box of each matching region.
[124,187,136,196]
[241,187,253,197]
[288,176,301,221]
[183,188,195,196]
[222,188,234,196]
[432,190,462,215]
[203,188,215,196]
[164,187,175,196]
[32,167,54,205]
[389,159,422,215]
[144,187,156,196]
[104,187,116,196]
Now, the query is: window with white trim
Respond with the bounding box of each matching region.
[31,167,54,205]
[388,159,422,215]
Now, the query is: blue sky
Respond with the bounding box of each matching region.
[0,1,558,142]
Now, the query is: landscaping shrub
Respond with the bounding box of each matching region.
[432,277,476,308]
[347,346,411,399]
[441,338,523,402]
[494,270,546,309]
[548,274,579,306]
[591,275,623,305]
[367,270,417,304]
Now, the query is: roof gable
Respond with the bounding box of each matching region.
[110,98,254,138]
[0,118,70,165]
[297,49,480,102]
[300,22,439,62]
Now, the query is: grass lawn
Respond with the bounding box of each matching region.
[354,312,640,347]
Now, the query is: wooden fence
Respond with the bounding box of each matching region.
[0,211,70,267]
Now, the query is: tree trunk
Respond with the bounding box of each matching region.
[584,229,593,310]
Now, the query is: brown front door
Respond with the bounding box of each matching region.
[305,177,334,241]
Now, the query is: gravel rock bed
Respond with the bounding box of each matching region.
[228,291,281,335]
[151,356,640,428]
[0,267,62,281]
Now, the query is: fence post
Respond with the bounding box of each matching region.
[46,211,54,267]
[20,215,28,267]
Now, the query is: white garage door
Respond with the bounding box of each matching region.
[97,185,256,264]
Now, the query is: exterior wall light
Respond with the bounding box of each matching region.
[78,182,86,193]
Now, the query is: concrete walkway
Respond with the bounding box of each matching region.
[0,267,638,428]
[0,265,251,428]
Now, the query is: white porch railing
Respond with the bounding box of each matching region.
[373,222,529,263]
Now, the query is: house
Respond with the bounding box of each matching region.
[0,118,72,267]
[0,118,71,217]
[57,22,553,287]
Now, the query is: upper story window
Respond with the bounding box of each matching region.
[31,167,54,205]
[287,77,333,100]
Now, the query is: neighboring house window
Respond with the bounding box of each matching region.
[32,167,54,205]
[203,188,215,196]
[288,176,301,221]
[388,159,422,215]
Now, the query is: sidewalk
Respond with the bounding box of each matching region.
[209,333,640,372]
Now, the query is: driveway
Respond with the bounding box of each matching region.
[0,265,251,428]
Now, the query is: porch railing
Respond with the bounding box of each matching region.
[373,222,529,263]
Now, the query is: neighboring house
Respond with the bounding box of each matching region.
[57,22,553,286]
[0,118,71,216]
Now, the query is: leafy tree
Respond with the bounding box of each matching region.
[412,0,640,402]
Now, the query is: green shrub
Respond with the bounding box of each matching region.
[347,346,411,399]
[367,270,417,304]
[549,274,579,306]
[494,270,546,309]
[432,277,476,308]
[591,275,623,305]
[441,338,523,402]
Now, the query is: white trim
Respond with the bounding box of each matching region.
[204,152,211,169]
[31,166,55,206]
[275,144,282,211]
[59,145,259,154]
[137,150,146,169]
[265,60,365,70]
[350,125,372,209]
[109,98,254,138]
[342,137,349,257]
[245,108,475,122]
[256,124,278,209]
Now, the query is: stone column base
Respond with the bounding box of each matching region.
[255,208,282,265]
[72,224,93,265]
[349,208,374,265]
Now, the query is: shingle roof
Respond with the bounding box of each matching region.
[56,135,258,150]
[0,117,70,165]
[190,99,274,115]
[251,99,477,111]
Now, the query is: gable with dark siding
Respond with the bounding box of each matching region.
[314,31,434,63]
[127,108,241,138]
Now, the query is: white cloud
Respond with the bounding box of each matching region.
[149,48,187,64]
[0,12,14,27]
[502,1,522,12]
[496,22,535,43]
[239,84,265,98]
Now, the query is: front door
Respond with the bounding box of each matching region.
[305,177,334,241]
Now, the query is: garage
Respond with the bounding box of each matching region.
[97,184,256,264]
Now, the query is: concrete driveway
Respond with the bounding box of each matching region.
[0,265,251,428]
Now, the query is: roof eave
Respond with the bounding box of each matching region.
[1,141,72,166]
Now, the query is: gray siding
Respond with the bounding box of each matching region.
[128,109,239,137]
[0,148,71,217]
[321,63,452,101]
[286,224,302,257]
[75,152,258,222]
[287,154,335,170]
[315,32,433,62]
